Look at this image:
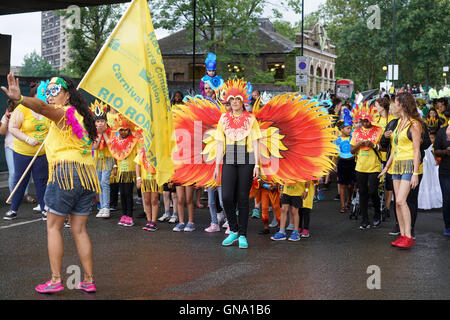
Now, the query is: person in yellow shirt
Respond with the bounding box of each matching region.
[214,79,262,249]
[379,92,423,249]
[350,103,383,230]
[135,147,162,232]
[108,114,141,227]
[91,100,114,218]
[5,82,50,221]
[374,97,397,220]
[1,74,100,293]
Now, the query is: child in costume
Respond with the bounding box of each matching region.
[251,177,281,235]
[335,109,356,213]
[107,106,120,211]
[200,52,224,98]
[271,181,304,242]
[108,114,142,227]
[91,100,114,218]
[350,103,383,230]
[298,180,315,238]
[425,108,444,135]
[135,146,163,231]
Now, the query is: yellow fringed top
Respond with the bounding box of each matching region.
[45,106,100,193]
[388,119,423,175]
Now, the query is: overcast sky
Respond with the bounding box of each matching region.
[0,0,325,66]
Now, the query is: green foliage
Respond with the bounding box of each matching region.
[59,4,123,77]
[248,69,276,83]
[275,74,297,89]
[319,0,450,90]
[150,0,265,68]
[19,51,54,77]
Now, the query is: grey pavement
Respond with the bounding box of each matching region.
[0,184,449,300]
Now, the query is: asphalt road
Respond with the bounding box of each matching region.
[0,185,449,300]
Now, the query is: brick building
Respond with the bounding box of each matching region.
[158,19,337,95]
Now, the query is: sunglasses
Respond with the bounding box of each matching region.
[45,84,62,99]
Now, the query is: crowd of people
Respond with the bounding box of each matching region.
[1,51,449,294]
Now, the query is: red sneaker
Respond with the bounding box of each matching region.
[396,236,414,248]
[391,235,404,247]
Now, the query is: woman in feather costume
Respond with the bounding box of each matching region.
[171,79,338,248]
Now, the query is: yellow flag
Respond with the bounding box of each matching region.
[78,0,175,185]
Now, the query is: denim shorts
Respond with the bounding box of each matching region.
[44,168,96,216]
[392,173,413,181]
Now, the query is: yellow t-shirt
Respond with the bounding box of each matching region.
[116,145,138,183]
[134,152,162,193]
[45,106,100,193]
[282,181,315,209]
[12,105,50,156]
[215,112,262,153]
[350,128,382,173]
[283,181,304,197]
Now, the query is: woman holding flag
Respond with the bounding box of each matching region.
[1,73,100,294]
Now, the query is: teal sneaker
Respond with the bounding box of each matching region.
[238,236,248,249]
[251,208,260,219]
[222,232,239,246]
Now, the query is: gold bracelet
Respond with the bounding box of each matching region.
[136,177,141,180]
[413,172,419,176]
[14,95,24,104]
[255,164,260,168]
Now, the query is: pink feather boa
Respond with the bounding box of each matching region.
[65,106,85,139]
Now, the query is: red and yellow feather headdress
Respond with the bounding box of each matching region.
[219,78,252,104]
[89,99,108,120]
[351,102,377,122]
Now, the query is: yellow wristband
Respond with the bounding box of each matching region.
[136,177,141,180]
[305,188,309,192]
[413,172,419,176]
[14,95,24,104]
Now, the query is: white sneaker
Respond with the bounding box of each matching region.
[222,220,229,229]
[96,208,104,218]
[158,212,171,222]
[225,226,230,235]
[269,217,278,228]
[217,211,225,225]
[168,214,178,223]
[33,205,41,212]
[102,208,110,218]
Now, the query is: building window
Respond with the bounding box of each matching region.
[267,62,285,80]
[188,63,205,80]
[173,73,185,81]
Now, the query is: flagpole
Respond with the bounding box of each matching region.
[192,0,196,92]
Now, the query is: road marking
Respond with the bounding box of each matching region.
[0,218,43,230]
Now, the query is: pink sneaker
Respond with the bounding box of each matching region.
[118,215,126,226]
[225,226,230,235]
[77,281,97,293]
[301,229,310,238]
[124,216,134,227]
[204,223,220,233]
[35,280,64,294]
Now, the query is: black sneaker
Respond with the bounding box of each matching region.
[258,229,270,235]
[359,221,370,230]
[3,210,17,220]
[411,230,415,240]
[41,211,47,221]
[372,220,381,228]
[110,206,117,211]
[334,194,340,201]
[389,224,400,236]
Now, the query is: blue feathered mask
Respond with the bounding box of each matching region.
[37,80,49,102]
[205,52,217,71]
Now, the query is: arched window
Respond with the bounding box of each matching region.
[330,69,334,79]
[324,69,328,79]
[310,65,314,75]
[316,67,322,77]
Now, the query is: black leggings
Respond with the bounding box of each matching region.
[222,163,254,236]
[110,182,119,208]
[299,208,311,230]
[356,172,380,223]
[119,182,134,217]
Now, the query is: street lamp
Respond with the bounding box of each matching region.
[444,73,448,85]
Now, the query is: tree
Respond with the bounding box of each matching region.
[150,0,266,75]
[316,0,450,90]
[59,5,123,77]
[19,51,54,77]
